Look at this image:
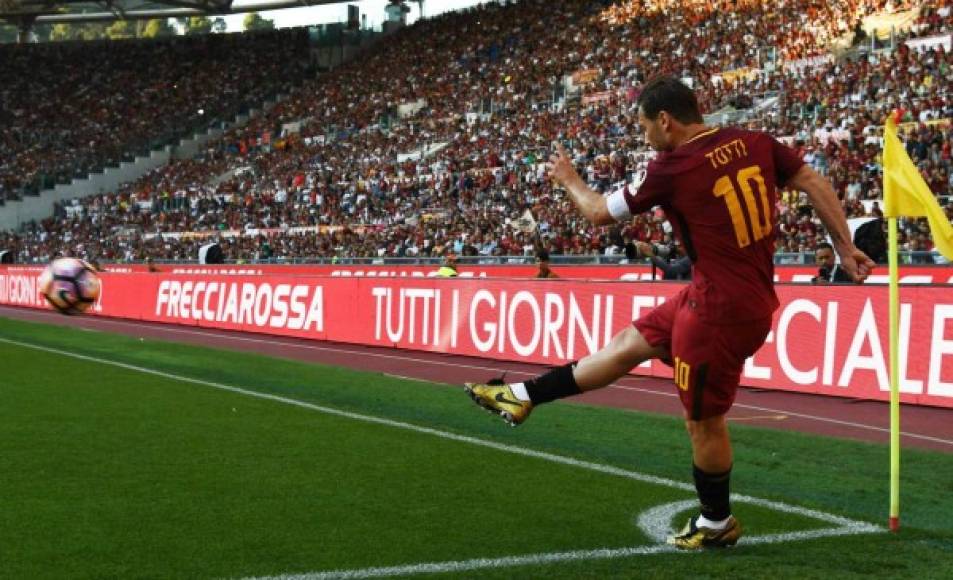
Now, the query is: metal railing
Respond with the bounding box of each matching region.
[136,252,949,267]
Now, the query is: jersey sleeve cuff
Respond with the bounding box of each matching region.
[605,186,633,221]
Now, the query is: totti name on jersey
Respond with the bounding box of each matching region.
[704,138,749,169]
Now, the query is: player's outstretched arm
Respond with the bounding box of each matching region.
[548,143,614,225]
[787,165,875,283]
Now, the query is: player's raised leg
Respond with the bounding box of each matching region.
[464,325,665,426]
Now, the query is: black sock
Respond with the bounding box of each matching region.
[524,362,582,404]
[693,464,732,522]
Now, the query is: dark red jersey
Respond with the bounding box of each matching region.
[615,127,805,323]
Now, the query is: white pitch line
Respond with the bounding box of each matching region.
[2,307,951,447]
[0,307,556,380]
[636,497,876,546]
[0,336,881,580]
[246,528,877,580]
[635,499,875,547]
[242,516,876,580]
[609,384,953,447]
[246,544,682,580]
[381,372,444,385]
[729,414,789,422]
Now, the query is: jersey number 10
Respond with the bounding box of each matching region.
[712,165,772,248]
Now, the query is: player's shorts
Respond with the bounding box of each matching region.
[633,286,772,421]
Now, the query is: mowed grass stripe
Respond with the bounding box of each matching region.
[1,335,872,579]
[2,316,952,580]
[1,339,692,578]
[0,334,879,520]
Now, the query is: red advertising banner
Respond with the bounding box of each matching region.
[102,263,953,284]
[2,266,952,408]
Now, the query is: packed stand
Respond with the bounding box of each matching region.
[1,0,951,264]
[0,29,312,202]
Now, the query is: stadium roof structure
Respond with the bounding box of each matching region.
[0,0,353,25]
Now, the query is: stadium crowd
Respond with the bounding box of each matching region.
[0,28,312,200]
[1,0,951,264]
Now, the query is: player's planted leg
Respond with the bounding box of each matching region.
[669,414,742,549]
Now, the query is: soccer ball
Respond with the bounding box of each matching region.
[38,258,101,315]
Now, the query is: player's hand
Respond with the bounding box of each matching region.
[548,142,579,189]
[635,241,655,257]
[838,246,875,283]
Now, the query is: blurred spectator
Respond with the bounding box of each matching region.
[437,253,458,277]
[535,249,559,279]
[638,240,692,280]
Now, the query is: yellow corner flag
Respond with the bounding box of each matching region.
[881,112,953,533]
[882,114,953,259]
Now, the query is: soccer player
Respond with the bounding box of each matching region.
[465,76,874,549]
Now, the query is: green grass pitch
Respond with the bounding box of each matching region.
[1,316,952,579]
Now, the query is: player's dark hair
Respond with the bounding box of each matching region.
[816,242,834,252]
[638,76,704,124]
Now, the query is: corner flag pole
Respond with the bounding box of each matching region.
[887,216,901,532]
[883,109,953,532]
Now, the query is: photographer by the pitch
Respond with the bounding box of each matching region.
[812,242,853,284]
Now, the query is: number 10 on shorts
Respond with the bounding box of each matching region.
[674,356,691,391]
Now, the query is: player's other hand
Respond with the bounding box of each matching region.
[635,241,656,257]
[838,246,875,283]
[548,142,579,189]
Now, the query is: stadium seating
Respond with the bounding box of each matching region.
[0,0,949,264]
[0,29,311,200]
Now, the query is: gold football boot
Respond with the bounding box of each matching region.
[464,380,533,427]
[669,515,742,549]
